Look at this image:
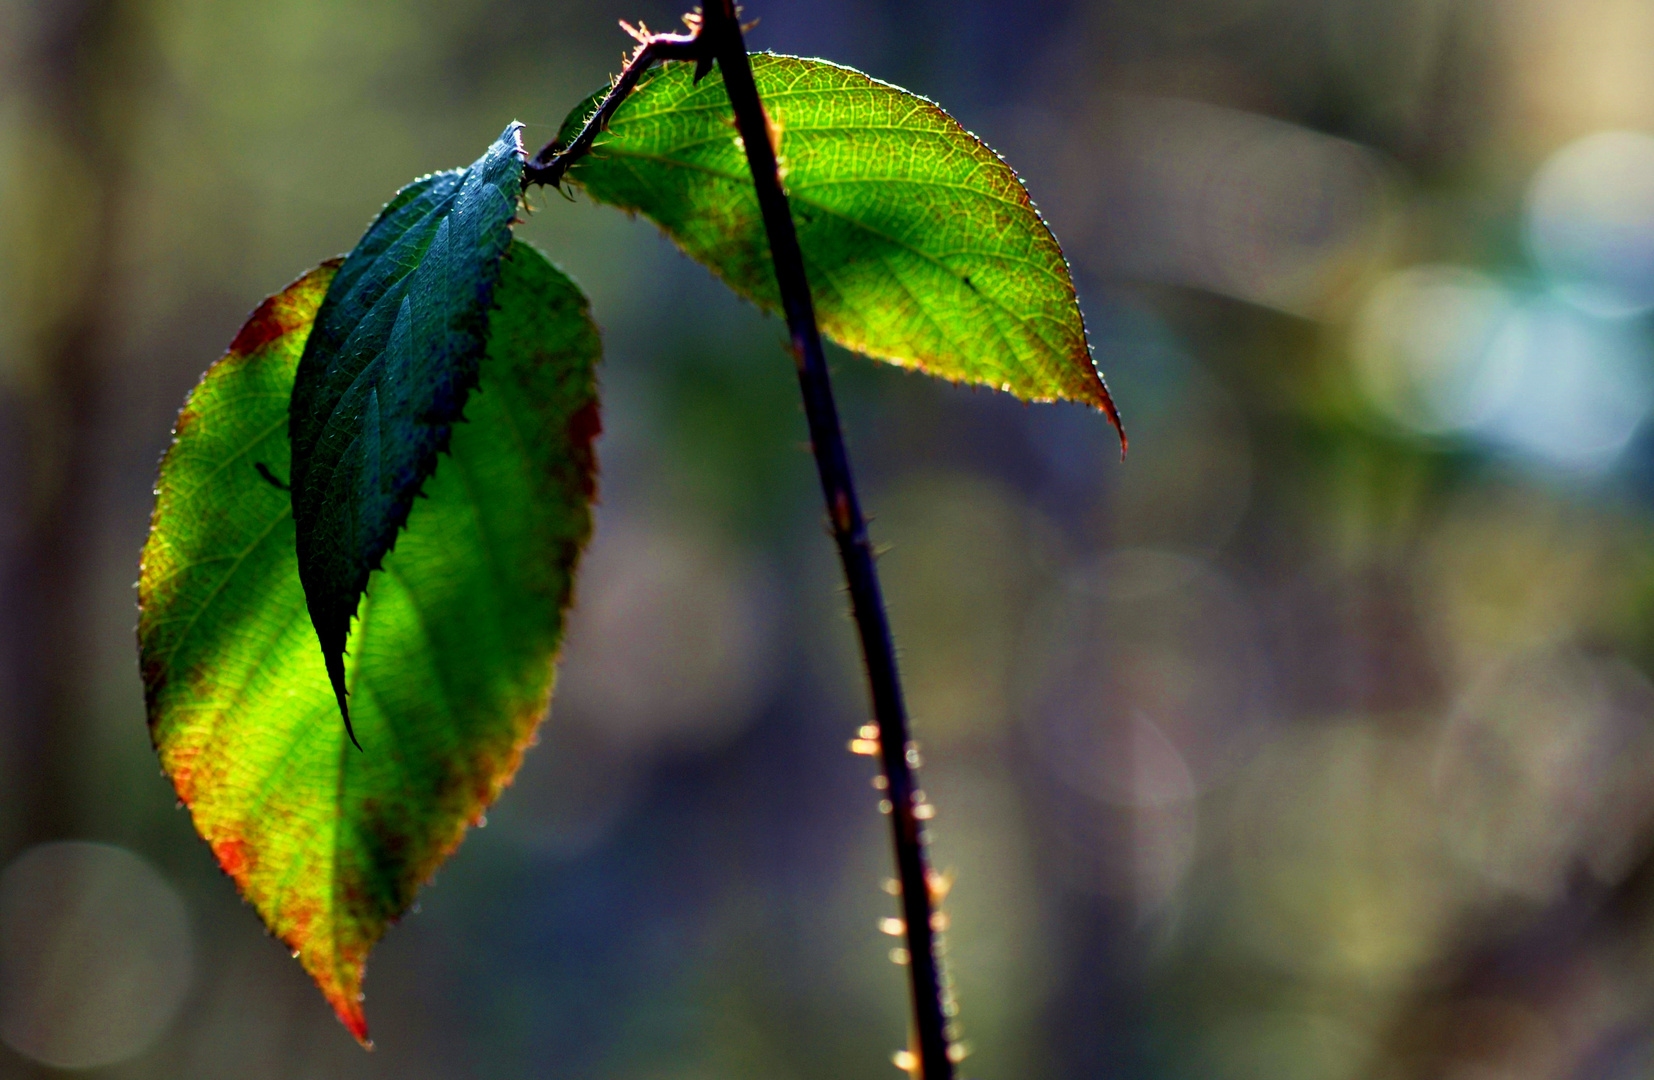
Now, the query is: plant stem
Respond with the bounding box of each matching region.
[700,6,956,1078]
[523,28,702,188]
[526,9,957,1076]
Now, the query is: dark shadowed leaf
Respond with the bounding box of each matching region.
[556,54,1121,443]
[139,241,600,1043]
[290,124,527,734]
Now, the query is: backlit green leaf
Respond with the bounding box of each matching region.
[290,125,527,735]
[139,241,600,1044]
[556,54,1121,441]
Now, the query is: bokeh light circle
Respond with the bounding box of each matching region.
[1353,264,1518,435]
[1475,298,1654,470]
[1355,264,1654,470]
[0,841,193,1069]
[1526,130,1654,317]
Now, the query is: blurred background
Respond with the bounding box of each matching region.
[4,0,1654,1077]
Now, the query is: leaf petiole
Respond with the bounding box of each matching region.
[523,22,708,189]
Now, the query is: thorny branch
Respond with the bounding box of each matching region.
[523,8,960,1079]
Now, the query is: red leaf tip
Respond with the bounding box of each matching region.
[333,994,372,1049]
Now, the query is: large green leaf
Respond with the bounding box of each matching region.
[139,241,600,1044]
[556,54,1121,439]
[290,124,527,735]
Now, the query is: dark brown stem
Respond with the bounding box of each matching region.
[526,9,957,1077]
[700,5,956,1078]
[523,29,706,189]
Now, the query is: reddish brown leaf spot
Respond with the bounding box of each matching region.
[228,257,343,357]
[566,398,602,499]
[341,1007,371,1048]
[213,836,255,879]
[165,749,198,804]
[282,895,319,943]
[229,291,311,357]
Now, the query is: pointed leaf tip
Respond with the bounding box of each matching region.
[289,126,527,729]
[329,659,362,752]
[334,993,370,1048]
[1096,381,1126,459]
